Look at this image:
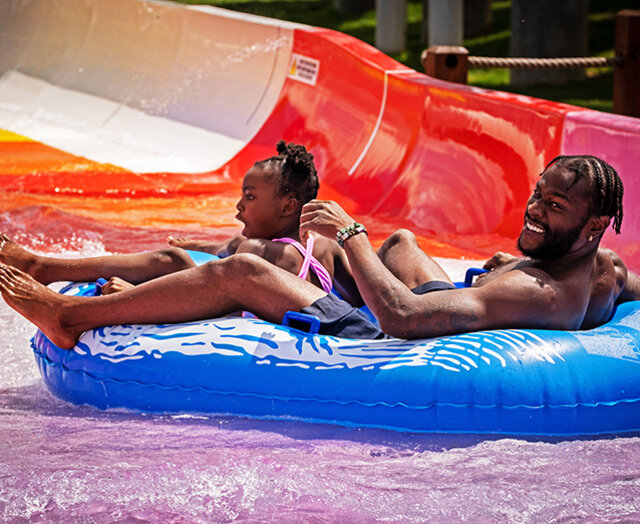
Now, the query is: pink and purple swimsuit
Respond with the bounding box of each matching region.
[272,235,333,293]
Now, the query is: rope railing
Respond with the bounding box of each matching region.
[421,10,640,116]
[467,55,622,70]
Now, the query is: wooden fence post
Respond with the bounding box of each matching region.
[421,45,469,84]
[613,10,640,117]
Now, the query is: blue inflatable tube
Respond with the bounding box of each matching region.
[32,277,640,436]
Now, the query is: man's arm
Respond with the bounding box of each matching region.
[301,200,568,339]
[342,241,565,339]
[392,268,574,338]
[331,247,364,307]
[300,200,411,327]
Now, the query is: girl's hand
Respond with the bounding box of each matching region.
[100,276,135,295]
[168,237,215,254]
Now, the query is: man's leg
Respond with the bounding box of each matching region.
[0,254,326,350]
[377,229,453,289]
[0,233,195,285]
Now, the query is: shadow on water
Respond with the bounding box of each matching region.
[3,381,637,453]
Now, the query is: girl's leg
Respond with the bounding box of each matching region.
[0,233,194,285]
[0,254,326,349]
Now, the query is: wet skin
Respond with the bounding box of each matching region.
[0,166,359,301]
[1,163,637,348]
[299,163,629,338]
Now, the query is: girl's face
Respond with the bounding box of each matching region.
[235,167,290,238]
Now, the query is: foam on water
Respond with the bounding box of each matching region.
[2,251,640,522]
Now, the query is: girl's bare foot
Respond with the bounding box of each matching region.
[0,234,38,277]
[0,263,81,349]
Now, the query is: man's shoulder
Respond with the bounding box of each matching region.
[596,248,634,304]
[595,248,627,289]
[596,248,626,275]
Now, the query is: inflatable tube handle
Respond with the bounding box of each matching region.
[93,278,108,296]
[464,268,489,287]
[282,311,321,334]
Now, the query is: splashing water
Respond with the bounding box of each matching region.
[1,251,640,523]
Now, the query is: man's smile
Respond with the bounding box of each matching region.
[524,217,546,235]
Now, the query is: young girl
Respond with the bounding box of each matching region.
[0,141,362,305]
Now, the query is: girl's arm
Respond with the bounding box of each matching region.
[167,234,246,257]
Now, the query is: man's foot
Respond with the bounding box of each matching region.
[0,234,38,277]
[0,263,81,349]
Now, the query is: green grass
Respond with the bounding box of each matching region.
[174,0,631,112]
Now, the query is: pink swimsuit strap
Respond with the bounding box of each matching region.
[272,236,333,294]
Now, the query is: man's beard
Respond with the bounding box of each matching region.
[517,219,586,259]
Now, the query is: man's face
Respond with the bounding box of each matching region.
[517,163,593,259]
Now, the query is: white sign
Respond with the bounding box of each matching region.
[288,54,319,85]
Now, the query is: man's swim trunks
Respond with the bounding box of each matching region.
[301,294,387,339]
[302,281,456,340]
[411,280,456,295]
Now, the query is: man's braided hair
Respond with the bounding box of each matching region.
[544,155,624,234]
[255,140,318,206]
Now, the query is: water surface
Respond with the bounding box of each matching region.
[2,251,639,522]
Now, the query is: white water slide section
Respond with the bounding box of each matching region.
[0,0,298,172]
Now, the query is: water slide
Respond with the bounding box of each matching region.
[0,0,639,269]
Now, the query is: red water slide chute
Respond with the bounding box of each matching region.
[0,0,637,267]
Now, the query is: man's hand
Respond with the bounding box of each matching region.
[483,251,517,271]
[300,200,356,241]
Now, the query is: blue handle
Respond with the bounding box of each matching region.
[93,278,108,296]
[464,268,489,287]
[282,311,321,334]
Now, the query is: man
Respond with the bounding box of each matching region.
[0,155,638,349]
[300,155,634,338]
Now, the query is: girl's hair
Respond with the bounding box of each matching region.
[255,140,319,205]
[543,155,624,234]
